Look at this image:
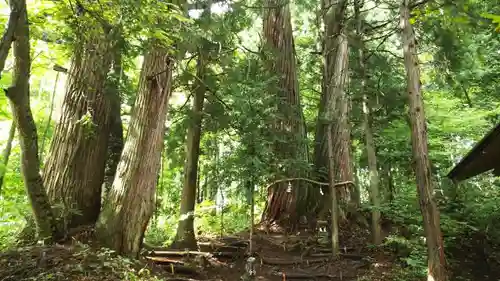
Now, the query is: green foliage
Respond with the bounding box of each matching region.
[2,0,500,280]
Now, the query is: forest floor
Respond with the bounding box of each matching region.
[0,222,408,281]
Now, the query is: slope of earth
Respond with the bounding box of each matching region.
[0,223,405,281]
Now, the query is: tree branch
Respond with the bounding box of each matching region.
[0,1,23,78]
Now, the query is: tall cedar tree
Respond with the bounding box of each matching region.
[97,46,174,257]
[400,1,447,280]
[314,0,351,221]
[43,25,117,230]
[261,0,318,230]
[355,0,382,244]
[171,50,207,250]
[323,26,349,253]
[5,0,59,240]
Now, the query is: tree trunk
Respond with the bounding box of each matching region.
[96,46,174,257]
[386,166,394,202]
[171,51,206,250]
[0,120,16,193]
[316,0,353,222]
[261,0,318,230]
[314,0,354,220]
[0,0,21,77]
[5,0,59,240]
[326,128,339,255]
[103,47,124,196]
[321,28,349,253]
[39,71,59,162]
[356,0,382,245]
[400,1,447,280]
[42,29,116,231]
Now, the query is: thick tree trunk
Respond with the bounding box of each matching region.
[314,0,354,221]
[400,1,447,280]
[6,0,59,240]
[316,0,353,222]
[96,46,174,257]
[171,52,206,250]
[356,0,382,245]
[42,29,116,230]
[321,29,349,253]
[0,120,16,193]
[261,0,318,230]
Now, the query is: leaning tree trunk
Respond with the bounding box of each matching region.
[171,51,206,250]
[355,0,382,245]
[6,0,59,240]
[0,0,21,77]
[261,0,318,230]
[400,1,447,280]
[0,120,16,193]
[42,28,116,231]
[96,46,174,257]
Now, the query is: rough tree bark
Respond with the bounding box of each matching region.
[0,120,16,193]
[323,29,349,254]
[355,0,382,245]
[314,0,353,219]
[171,50,206,250]
[42,27,116,230]
[5,0,59,240]
[315,0,354,223]
[400,1,447,280]
[96,46,174,257]
[261,0,318,230]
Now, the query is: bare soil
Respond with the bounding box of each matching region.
[0,223,403,281]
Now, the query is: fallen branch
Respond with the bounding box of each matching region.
[340,253,366,260]
[145,256,185,264]
[308,253,366,260]
[315,246,354,253]
[271,271,355,279]
[197,241,225,248]
[149,250,237,258]
[261,257,329,265]
[154,263,199,275]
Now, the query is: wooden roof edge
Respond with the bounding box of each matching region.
[446,122,500,182]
